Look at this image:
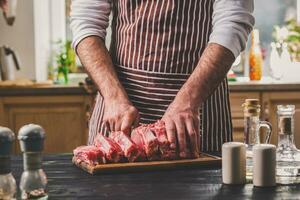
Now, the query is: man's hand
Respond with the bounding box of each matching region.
[163,43,235,157]
[0,0,7,12]
[77,37,139,135]
[103,98,139,135]
[162,90,200,158]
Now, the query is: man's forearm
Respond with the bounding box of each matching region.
[77,36,129,102]
[177,43,235,107]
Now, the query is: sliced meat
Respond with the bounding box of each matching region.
[73,145,105,165]
[131,126,160,161]
[149,120,177,160]
[110,131,146,162]
[94,134,124,163]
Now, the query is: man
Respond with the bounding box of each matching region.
[71,0,254,156]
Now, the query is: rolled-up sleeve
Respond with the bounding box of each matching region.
[70,0,111,50]
[208,0,255,58]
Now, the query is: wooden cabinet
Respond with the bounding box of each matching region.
[229,92,260,142]
[0,95,92,153]
[262,92,300,148]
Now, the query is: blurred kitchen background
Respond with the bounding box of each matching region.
[0,0,300,153]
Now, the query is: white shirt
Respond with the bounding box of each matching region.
[70,0,255,58]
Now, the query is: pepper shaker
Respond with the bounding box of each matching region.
[18,124,48,199]
[0,127,17,200]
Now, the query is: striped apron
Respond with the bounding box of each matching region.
[88,0,233,152]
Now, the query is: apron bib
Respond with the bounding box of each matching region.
[88,0,232,152]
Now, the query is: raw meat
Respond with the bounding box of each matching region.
[110,131,146,162]
[131,126,160,160]
[73,145,105,165]
[94,134,124,163]
[149,120,177,160]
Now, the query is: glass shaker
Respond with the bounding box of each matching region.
[0,127,16,200]
[242,99,272,178]
[18,124,48,200]
[276,105,300,181]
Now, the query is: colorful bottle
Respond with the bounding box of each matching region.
[270,42,282,80]
[249,29,263,81]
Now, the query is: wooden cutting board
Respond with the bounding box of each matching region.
[72,153,221,175]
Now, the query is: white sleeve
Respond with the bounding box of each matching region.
[70,0,112,50]
[208,0,255,58]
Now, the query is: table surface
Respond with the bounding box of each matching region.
[11,154,300,200]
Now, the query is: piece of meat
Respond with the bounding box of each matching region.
[149,120,177,160]
[94,134,124,163]
[131,126,160,161]
[109,131,146,162]
[73,145,105,165]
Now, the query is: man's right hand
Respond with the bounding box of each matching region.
[103,98,139,135]
[76,36,139,134]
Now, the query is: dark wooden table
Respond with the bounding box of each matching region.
[11,154,300,200]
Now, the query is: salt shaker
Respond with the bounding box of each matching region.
[253,144,276,187]
[222,142,246,185]
[18,124,48,199]
[0,127,17,200]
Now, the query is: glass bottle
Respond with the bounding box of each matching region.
[18,124,48,200]
[276,105,300,184]
[0,127,16,200]
[270,42,282,80]
[242,99,272,179]
[249,29,263,81]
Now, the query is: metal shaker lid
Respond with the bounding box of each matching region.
[18,124,45,152]
[0,126,15,156]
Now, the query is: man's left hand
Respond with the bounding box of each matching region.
[162,90,200,158]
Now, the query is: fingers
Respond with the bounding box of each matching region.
[104,120,111,132]
[194,117,201,152]
[164,119,177,149]
[114,121,122,132]
[105,107,139,134]
[185,119,198,155]
[109,119,115,132]
[175,121,187,158]
[133,112,140,128]
[121,117,133,135]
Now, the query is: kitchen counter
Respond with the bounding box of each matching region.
[229,80,300,92]
[11,154,300,199]
[0,84,91,96]
[1,80,300,96]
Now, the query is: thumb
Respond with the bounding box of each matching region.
[133,112,140,128]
